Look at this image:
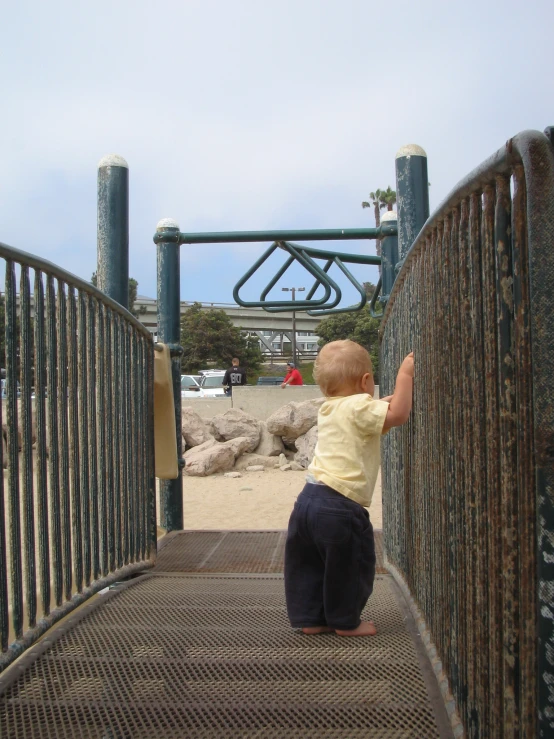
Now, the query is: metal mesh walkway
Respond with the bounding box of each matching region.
[0,531,452,738]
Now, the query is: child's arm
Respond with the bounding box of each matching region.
[382,353,414,432]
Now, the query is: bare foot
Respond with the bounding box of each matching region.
[301,626,334,634]
[335,620,377,637]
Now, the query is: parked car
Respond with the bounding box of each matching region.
[181,374,203,398]
[256,376,285,386]
[199,370,227,398]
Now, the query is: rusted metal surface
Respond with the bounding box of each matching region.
[154,529,387,575]
[0,573,452,738]
[0,243,156,674]
[380,129,554,737]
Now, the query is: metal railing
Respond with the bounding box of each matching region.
[380,128,554,737]
[0,241,156,673]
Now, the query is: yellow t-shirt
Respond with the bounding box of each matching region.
[308,394,389,507]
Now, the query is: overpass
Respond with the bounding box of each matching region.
[136,296,322,358]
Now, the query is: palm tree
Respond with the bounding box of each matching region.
[379,186,396,211]
[362,189,386,270]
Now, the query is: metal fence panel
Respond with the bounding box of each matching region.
[380,129,554,737]
[0,243,156,673]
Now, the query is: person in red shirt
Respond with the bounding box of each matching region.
[281,361,303,388]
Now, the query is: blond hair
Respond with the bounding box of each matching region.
[314,340,372,396]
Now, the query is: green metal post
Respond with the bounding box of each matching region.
[380,210,399,303]
[156,218,183,532]
[97,155,129,308]
[395,145,430,260]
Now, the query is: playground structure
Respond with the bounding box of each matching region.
[0,128,552,737]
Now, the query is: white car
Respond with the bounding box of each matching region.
[199,370,227,398]
[181,374,203,398]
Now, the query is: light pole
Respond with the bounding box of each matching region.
[282,287,305,366]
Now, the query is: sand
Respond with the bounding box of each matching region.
[177,467,383,530]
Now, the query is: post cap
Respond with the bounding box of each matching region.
[156,218,180,231]
[98,154,128,168]
[381,210,398,222]
[395,144,427,159]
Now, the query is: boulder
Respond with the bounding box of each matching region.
[266,398,324,439]
[294,426,319,469]
[184,439,235,476]
[254,422,285,457]
[181,407,214,447]
[209,409,261,452]
[220,436,251,460]
[234,453,278,471]
[246,465,265,472]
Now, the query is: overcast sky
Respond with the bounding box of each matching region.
[1,0,552,307]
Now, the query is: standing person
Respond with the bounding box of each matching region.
[284,340,414,636]
[281,361,303,388]
[223,357,247,396]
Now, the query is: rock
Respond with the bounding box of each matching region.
[181,407,214,447]
[278,453,288,466]
[274,463,281,469]
[289,461,304,471]
[280,464,292,471]
[294,426,319,469]
[220,436,251,459]
[183,440,235,477]
[266,398,324,439]
[224,472,242,478]
[254,422,285,457]
[246,465,265,472]
[239,487,253,492]
[234,454,278,471]
[209,409,261,452]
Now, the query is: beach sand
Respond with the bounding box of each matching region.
[176,467,383,531]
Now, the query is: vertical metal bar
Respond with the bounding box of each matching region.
[34,271,50,615]
[121,323,130,564]
[105,310,115,573]
[112,314,122,569]
[126,325,135,560]
[56,281,72,602]
[20,265,36,628]
[146,336,157,561]
[97,155,129,309]
[5,260,23,637]
[86,295,99,581]
[468,191,489,736]
[46,274,62,607]
[68,286,83,593]
[0,309,7,649]
[395,144,430,260]
[137,334,146,561]
[130,330,139,560]
[77,290,91,586]
[379,211,398,303]
[156,218,183,531]
[482,184,503,734]
[511,165,536,737]
[96,303,107,576]
[494,174,519,736]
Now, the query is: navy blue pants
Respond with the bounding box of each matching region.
[284,482,376,631]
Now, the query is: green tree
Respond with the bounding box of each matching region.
[90,272,146,318]
[315,306,380,382]
[379,185,396,211]
[180,303,263,375]
[362,187,397,272]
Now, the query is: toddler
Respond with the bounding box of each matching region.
[284,339,414,636]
